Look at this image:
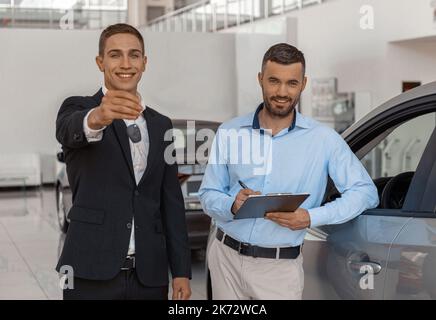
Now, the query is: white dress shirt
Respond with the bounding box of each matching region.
[83,86,150,256]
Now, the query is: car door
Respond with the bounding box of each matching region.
[302,84,436,300]
[384,127,436,299]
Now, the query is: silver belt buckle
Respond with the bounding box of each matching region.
[238,242,248,254]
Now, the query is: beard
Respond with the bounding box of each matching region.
[263,91,302,118]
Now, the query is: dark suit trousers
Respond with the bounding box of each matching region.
[63,270,168,300]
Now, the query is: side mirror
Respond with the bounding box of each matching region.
[57,152,65,163]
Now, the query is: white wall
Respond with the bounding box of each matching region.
[138,30,237,121]
[381,0,436,42]
[2,0,436,183]
[222,16,298,115]
[221,15,289,35]
[0,28,281,183]
[286,0,436,116]
[0,29,101,184]
[226,0,436,117]
[234,33,286,115]
[0,29,239,183]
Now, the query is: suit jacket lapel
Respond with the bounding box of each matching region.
[92,88,135,182]
[91,89,104,104]
[92,89,161,185]
[112,120,135,181]
[138,108,159,186]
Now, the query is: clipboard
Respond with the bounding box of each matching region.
[234,193,310,220]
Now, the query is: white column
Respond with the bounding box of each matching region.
[128,0,148,27]
[259,0,273,19]
[285,16,298,45]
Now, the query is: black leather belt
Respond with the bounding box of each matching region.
[216,228,300,259]
[121,255,135,271]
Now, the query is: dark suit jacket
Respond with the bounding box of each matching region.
[55,89,191,286]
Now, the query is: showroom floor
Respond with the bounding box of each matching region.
[0,187,207,300]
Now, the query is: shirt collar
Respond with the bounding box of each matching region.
[240,103,311,131]
[101,84,146,111]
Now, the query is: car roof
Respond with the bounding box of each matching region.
[342,81,436,138]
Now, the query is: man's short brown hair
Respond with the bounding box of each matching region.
[262,43,306,76]
[99,23,145,56]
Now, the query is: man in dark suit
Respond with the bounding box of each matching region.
[55,23,191,300]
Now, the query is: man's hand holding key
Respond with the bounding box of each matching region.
[88,90,143,130]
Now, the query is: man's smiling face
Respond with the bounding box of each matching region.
[258,61,306,118]
[96,33,147,94]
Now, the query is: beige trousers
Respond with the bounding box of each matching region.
[208,237,304,300]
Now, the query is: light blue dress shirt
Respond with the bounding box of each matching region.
[199,104,379,248]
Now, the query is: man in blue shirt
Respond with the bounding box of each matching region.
[199,43,379,300]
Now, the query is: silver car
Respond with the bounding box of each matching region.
[206,81,436,300]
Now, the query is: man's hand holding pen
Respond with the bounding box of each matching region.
[231,180,261,214]
[231,188,261,215]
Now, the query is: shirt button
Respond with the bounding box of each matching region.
[127,223,132,229]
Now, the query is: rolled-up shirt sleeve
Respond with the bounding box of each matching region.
[308,131,379,228]
[199,129,235,223]
[83,108,106,142]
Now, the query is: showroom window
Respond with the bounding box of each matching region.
[0,0,127,29]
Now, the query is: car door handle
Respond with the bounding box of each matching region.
[347,260,382,275]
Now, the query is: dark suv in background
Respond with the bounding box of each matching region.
[56,119,220,253]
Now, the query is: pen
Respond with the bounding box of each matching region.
[238,180,249,189]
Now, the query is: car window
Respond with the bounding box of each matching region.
[359,112,436,210]
[361,112,436,179]
[403,127,436,213]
